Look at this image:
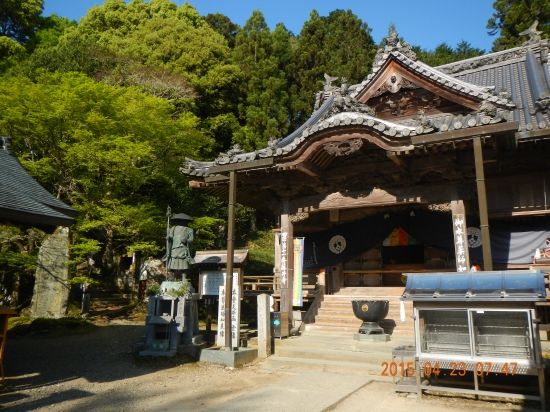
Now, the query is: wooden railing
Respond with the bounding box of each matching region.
[243,275,277,294]
[242,272,319,302]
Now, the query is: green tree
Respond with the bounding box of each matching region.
[413,41,485,66]
[293,9,376,125]
[0,0,43,43]
[25,14,77,52]
[0,36,27,73]
[70,0,241,149]
[232,10,289,151]
[487,0,550,51]
[0,72,214,269]
[204,12,239,48]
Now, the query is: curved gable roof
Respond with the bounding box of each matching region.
[182,30,550,180]
[0,138,77,227]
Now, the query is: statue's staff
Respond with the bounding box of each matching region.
[165,205,171,278]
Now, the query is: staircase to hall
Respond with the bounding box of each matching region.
[262,287,416,377]
[306,287,415,336]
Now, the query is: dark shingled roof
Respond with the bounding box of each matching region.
[439,43,550,132]
[0,138,77,227]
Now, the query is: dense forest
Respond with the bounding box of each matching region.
[0,0,546,305]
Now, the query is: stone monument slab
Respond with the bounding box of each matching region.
[30,227,70,318]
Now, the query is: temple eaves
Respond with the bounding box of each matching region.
[181,26,550,180]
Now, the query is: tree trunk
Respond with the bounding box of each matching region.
[103,228,115,276]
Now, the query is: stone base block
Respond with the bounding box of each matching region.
[177,342,207,359]
[182,334,204,345]
[199,347,258,367]
[139,349,177,357]
[353,333,390,342]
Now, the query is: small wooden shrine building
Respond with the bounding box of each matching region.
[181,29,550,319]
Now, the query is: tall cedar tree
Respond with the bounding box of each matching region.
[293,9,376,125]
[0,0,43,43]
[487,0,550,51]
[413,41,485,67]
[204,12,239,49]
[232,10,289,151]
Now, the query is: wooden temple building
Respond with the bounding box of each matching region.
[181,28,550,335]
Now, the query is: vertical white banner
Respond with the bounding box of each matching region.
[216,284,241,348]
[217,285,225,347]
[452,214,470,272]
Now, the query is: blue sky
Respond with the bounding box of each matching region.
[43,0,498,52]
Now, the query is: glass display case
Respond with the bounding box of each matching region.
[400,270,546,409]
[418,308,535,360]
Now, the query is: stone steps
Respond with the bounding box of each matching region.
[262,287,416,375]
[265,356,390,376]
[263,329,415,377]
[276,346,391,364]
[306,287,414,336]
[304,324,414,336]
[88,288,134,318]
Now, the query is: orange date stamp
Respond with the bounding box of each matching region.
[381,361,518,377]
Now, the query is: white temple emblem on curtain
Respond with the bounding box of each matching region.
[468,227,482,248]
[329,235,346,254]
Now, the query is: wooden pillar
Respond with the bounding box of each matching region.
[279,200,294,337]
[473,136,493,271]
[224,170,236,350]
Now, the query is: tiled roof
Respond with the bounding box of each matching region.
[181,33,550,178]
[351,53,512,107]
[0,139,77,227]
[447,47,550,132]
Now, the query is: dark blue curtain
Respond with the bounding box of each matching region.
[303,209,550,268]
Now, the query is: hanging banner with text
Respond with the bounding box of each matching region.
[292,237,304,307]
[452,214,470,272]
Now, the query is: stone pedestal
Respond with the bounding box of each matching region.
[199,347,258,367]
[30,227,70,318]
[353,333,390,342]
[257,294,271,358]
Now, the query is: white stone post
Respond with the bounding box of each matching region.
[257,293,271,358]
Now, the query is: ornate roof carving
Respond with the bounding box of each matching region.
[180,27,520,179]
[372,28,417,69]
[435,23,547,76]
[323,138,363,156]
[180,100,510,177]
[350,27,517,108]
[352,51,515,106]
[437,48,529,75]
[520,20,543,46]
[371,73,420,98]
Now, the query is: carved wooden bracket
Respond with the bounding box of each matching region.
[371,73,419,98]
[428,203,452,212]
[289,212,310,223]
[324,138,363,156]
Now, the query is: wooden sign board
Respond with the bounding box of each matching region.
[199,269,242,297]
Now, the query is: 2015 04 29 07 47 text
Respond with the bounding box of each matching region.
[381,361,518,377]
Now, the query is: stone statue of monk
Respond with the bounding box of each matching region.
[166,213,194,281]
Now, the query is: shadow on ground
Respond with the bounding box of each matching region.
[0,323,200,411]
